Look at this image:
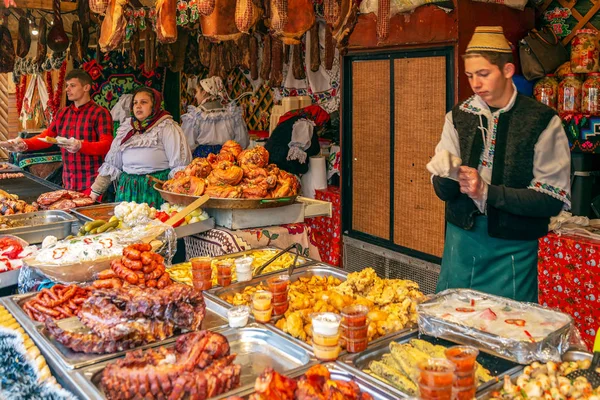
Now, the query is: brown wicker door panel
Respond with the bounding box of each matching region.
[393,57,446,257]
[351,59,391,240]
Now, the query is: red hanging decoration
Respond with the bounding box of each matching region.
[16,76,26,116]
[45,60,67,120]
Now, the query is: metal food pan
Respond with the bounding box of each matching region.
[417,289,573,364]
[0,210,77,243]
[73,324,315,400]
[208,263,347,306]
[213,362,398,400]
[71,203,119,222]
[5,294,229,370]
[339,329,521,399]
[476,349,593,399]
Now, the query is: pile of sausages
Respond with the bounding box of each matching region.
[93,244,172,290]
[23,285,91,322]
[0,173,24,180]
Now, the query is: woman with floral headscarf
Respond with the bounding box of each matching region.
[88,87,192,207]
[181,76,249,158]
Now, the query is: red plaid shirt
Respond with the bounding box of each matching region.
[25,101,113,191]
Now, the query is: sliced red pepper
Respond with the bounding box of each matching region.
[83,238,93,245]
[99,238,113,248]
[456,307,476,313]
[524,330,535,343]
[52,248,68,260]
[470,299,475,306]
[505,318,526,327]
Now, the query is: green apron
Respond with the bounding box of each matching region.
[436,216,539,302]
[116,169,170,208]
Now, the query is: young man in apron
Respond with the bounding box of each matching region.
[428,27,571,302]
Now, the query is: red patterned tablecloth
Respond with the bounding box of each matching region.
[306,186,342,266]
[538,232,600,350]
[183,223,321,261]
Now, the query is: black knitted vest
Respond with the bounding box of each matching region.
[447,94,558,240]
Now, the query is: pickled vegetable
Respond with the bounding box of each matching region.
[571,29,600,73]
[582,72,600,115]
[534,74,558,110]
[558,74,582,116]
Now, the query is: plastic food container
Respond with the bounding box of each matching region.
[571,29,600,73]
[193,279,212,291]
[341,305,369,327]
[534,74,559,110]
[444,346,479,373]
[227,305,250,328]
[272,300,289,316]
[311,329,340,347]
[341,324,368,340]
[558,74,582,116]
[272,290,289,303]
[312,343,341,361]
[252,306,273,323]
[343,337,368,353]
[267,274,290,293]
[582,73,600,115]
[235,256,254,282]
[417,358,455,387]
[311,312,342,336]
[191,256,212,271]
[252,290,273,311]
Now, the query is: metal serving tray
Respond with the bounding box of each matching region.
[212,362,398,400]
[71,203,118,222]
[206,263,347,351]
[417,289,574,364]
[72,202,216,238]
[73,324,314,400]
[339,329,521,399]
[208,263,347,305]
[0,210,77,243]
[3,293,229,370]
[476,349,593,399]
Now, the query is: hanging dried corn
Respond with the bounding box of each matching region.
[197,0,215,16]
[324,0,340,27]
[376,0,390,42]
[235,0,254,33]
[270,0,288,32]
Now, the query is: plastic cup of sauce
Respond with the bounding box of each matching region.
[227,305,250,328]
[417,358,455,398]
[235,256,254,282]
[252,290,273,311]
[267,274,290,293]
[341,305,369,327]
[444,346,479,373]
[191,257,212,271]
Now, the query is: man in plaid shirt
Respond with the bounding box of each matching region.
[0,69,113,193]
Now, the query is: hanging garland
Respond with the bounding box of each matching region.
[45,60,67,121]
[15,75,27,117]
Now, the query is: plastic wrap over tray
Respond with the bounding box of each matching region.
[417,289,574,364]
[21,221,177,284]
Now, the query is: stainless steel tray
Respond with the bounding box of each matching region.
[339,329,521,399]
[208,263,347,305]
[169,246,314,288]
[0,210,77,243]
[71,203,119,222]
[3,293,229,370]
[73,324,315,400]
[72,203,216,238]
[206,263,348,352]
[417,289,574,364]
[476,349,593,399]
[0,269,19,289]
[212,362,398,400]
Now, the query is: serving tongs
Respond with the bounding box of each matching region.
[254,243,302,277]
[566,330,600,388]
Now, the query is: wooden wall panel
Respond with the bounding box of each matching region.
[393,57,447,257]
[351,59,391,239]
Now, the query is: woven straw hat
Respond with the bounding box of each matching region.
[466,26,512,54]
